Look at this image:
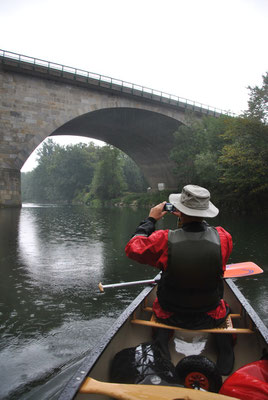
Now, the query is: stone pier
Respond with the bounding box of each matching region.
[0,168,21,207]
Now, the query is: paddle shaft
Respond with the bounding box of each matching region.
[99,279,156,292]
[98,262,263,292]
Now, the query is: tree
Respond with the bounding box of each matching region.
[244,72,268,124]
[170,117,204,186]
[21,171,36,202]
[168,107,268,213]
[219,117,268,197]
[90,146,127,203]
[47,143,100,203]
[121,153,148,192]
[21,140,103,203]
[30,139,61,202]
[170,115,229,190]
[194,116,229,189]
[21,140,149,205]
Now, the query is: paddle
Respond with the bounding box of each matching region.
[79,377,236,399]
[223,261,263,278]
[98,261,263,292]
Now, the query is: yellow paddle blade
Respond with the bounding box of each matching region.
[79,377,236,400]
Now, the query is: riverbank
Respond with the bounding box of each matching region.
[23,188,267,216]
[103,189,268,216]
[111,190,171,208]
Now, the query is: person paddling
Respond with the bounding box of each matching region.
[125,184,235,375]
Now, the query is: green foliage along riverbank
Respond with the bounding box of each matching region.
[22,73,268,215]
[22,142,148,205]
[169,115,268,214]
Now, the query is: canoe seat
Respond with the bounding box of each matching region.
[131,307,254,334]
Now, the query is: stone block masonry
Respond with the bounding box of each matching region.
[0,168,21,207]
[1,52,218,207]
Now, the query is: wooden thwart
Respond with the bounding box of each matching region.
[131,307,254,334]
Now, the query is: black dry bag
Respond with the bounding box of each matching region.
[110,342,180,386]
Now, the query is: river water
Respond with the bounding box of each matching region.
[0,204,267,399]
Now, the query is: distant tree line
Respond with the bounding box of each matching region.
[21,142,148,205]
[22,72,267,213]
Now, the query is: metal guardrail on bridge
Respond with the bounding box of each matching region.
[0,49,235,117]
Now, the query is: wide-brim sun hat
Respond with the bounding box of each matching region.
[169,184,219,218]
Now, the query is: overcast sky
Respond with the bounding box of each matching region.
[1,0,267,171]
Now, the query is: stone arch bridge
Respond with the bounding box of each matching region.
[0,50,227,207]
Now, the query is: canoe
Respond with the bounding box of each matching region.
[58,274,268,400]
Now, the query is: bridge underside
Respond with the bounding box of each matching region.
[52,108,182,190]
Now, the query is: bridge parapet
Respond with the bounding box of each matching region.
[0,49,234,118]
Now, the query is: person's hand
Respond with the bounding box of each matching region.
[149,202,167,221]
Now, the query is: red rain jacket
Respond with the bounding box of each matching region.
[125,223,233,320]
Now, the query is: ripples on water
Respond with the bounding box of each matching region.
[0,204,153,399]
[0,204,267,399]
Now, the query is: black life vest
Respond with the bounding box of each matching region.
[157,223,223,313]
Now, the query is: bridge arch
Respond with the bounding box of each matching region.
[1,70,188,206]
[1,53,215,206]
[16,96,187,175]
[51,107,183,189]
